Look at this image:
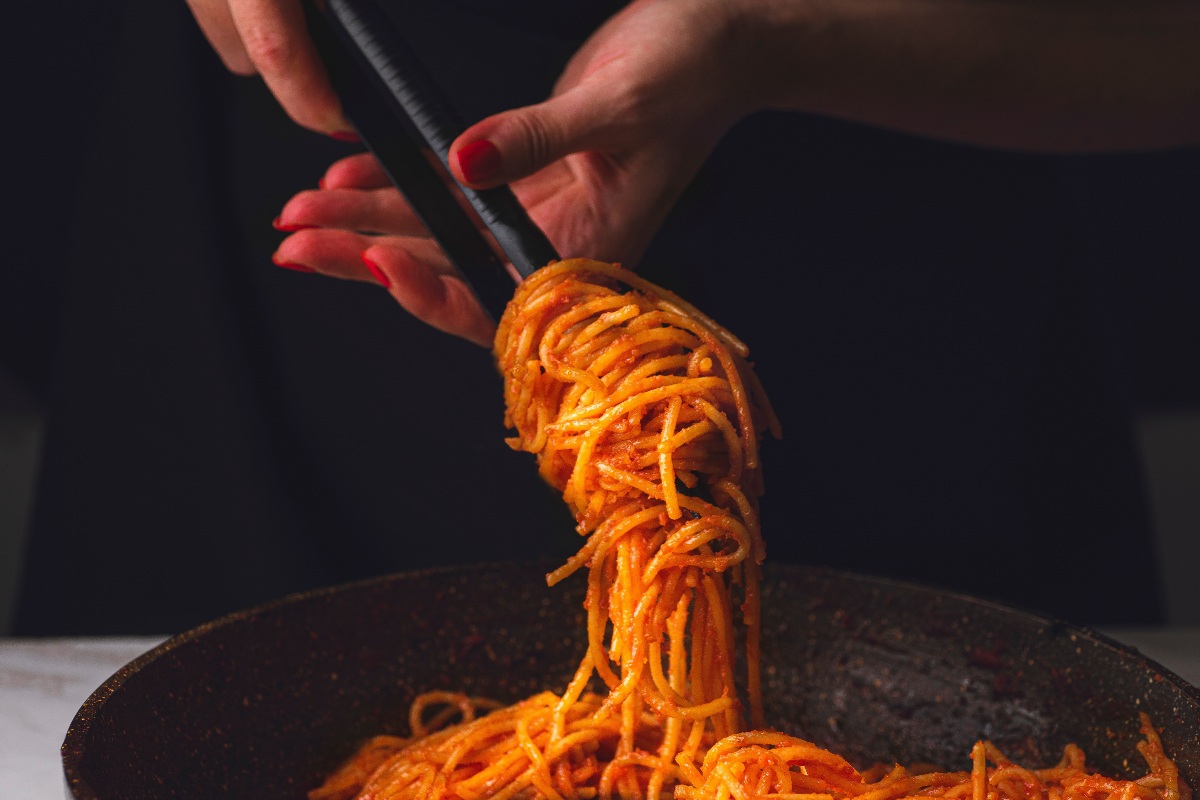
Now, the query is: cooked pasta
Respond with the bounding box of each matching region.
[311,259,1185,800]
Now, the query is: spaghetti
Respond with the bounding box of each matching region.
[311,259,1185,800]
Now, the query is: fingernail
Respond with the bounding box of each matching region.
[318,177,328,189]
[361,252,391,288]
[272,253,315,273]
[330,130,360,143]
[457,139,501,184]
[272,216,316,232]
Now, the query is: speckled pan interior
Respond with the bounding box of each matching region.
[63,563,1200,800]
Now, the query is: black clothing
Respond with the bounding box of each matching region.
[11,2,1199,634]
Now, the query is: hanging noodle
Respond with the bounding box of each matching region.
[310,259,1186,800]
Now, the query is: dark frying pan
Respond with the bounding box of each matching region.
[63,562,1200,799]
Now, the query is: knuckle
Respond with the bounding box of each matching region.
[511,110,558,172]
[240,23,296,75]
[612,76,657,128]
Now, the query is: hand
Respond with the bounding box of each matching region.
[186,0,353,136]
[271,0,761,346]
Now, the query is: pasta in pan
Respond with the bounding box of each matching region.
[311,259,1185,800]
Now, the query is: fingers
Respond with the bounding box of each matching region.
[280,155,422,234]
[321,152,392,190]
[449,81,623,188]
[276,187,428,236]
[304,152,498,243]
[187,0,255,74]
[273,227,375,280]
[364,241,497,347]
[223,0,351,135]
[273,229,495,347]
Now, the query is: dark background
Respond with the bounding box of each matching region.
[4,2,1198,635]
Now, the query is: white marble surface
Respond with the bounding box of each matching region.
[1,636,166,800]
[4,630,1198,800]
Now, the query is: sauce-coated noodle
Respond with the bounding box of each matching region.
[312,260,1186,800]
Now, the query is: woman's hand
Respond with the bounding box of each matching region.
[198,0,1200,346]
[186,0,353,136]
[271,0,761,346]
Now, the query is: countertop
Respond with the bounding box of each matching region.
[5,629,1198,800]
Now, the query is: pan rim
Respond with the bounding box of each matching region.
[60,561,1200,800]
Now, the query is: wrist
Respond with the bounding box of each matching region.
[723,0,826,114]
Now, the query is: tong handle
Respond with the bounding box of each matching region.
[322,0,559,280]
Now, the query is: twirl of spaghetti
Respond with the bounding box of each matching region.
[311,260,1186,800]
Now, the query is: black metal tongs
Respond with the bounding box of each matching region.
[304,0,560,322]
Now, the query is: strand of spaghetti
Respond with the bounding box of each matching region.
[646,307,758,473]
[702,573,740,736]
[970,742,987,800]
[542,376,722,436]
[546,504,662,587]
[992,764,1043,788]
[641,516,751,588]
[722,746,792,795]
[643,690,735,722]
[583,334,699,392]
[687,397,744,485]
[638,588,733,724]
[559,261,751,359]
[689,575,734,738]
[586,554,621,690]
[593,463,671,504]
[715,761,753,800]
[610,534,635,668]
[701,733,858,775]
[551,651,596,741]
[543,354,609,398]
[310,259,1182,800]
[433,696,557,770]
[407,691,485,738]
[517,715,563,800]
[740,558,763,727]
[560,351,708,425]
[540,293,632,353]
[647,630,690,710]
[565,377,729,513]
[660,584,693,777]
[1137,714,1182,800]
[573,304,643,354]
[357,758,435,800]
[454,744,538,800]
[659,394,684,519]
[660,418,719,460]
[590,467,730,528]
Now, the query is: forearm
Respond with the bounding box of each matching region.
[734,0,1200,152]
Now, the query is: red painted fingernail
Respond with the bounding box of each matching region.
[361,252,391,288]
[318,177,328,189]
[457,140,501,184]
[272,216,316,232]
[330,130,360,143]
[275,261,316,274]
[272,253,316,273]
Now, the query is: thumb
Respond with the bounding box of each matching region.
[450,85,617,188]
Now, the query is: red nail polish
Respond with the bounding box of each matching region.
[361,252,391,288]
[275,261,316,273]
[272,216,316,232]
[457,140,501,184]
[330,130,360,143]
[318,177,328,189]
[272,253,316,273]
